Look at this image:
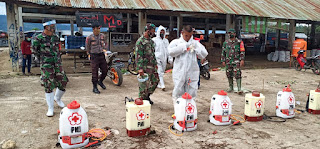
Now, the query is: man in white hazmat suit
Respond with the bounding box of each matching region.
[152,25,173,91]
[168,25,208,101]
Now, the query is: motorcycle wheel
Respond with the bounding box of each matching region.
[110,67,123,86]
[127,62,138,75]
[312,63,320,75]
[293,60,302,71]
[201,70,210,80]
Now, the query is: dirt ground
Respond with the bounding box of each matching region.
[1,47,320,149]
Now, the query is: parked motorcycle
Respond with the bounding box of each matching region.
[127,49,138,75]
[104,51,125,86]
[200,59,210,80]
[293,50,320,75]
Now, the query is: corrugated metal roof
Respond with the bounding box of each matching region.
[10,0,320,21]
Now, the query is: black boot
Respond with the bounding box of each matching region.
[93,83,100,94]
[98,80,106,90]
[147,94,154,105]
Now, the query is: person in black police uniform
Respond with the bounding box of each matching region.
[85,22,108,94]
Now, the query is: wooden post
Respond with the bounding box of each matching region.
[225,14,231,40]
[127,13,131,33]
[232,15,236,30]
[177,15,183,37]
[276,29,280,50]
[70,20,74,36]
[275,21,281,50]
[288,20,296,51]
[138,12,147,35]
[310,22,316,49]
[288,20,296,67]
[169,16,174,32]
[264,28,268,53]
[235,16,241,39]
[205,18,210,39]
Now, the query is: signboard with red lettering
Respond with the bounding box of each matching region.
[76,12,123,28]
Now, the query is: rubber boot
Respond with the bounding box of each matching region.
[93,83,100,94]
[227,78,234,93]
[98,80,106,90]
[54,88,65,108]
[45,92,55,117]
[159,76,165,91]
[236,78,243,94]
[157,83,162,89]
[147,93,154,105]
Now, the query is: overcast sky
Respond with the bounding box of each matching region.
[0,2,6,15]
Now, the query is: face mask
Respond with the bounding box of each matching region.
[27,38,31,41]
[47,26,56,33]
[160,33,164,38]
[149,32,155,38]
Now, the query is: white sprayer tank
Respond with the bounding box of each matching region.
[244,91,265,122]
[209,90,232,125]
[126,98,151,137]
[276,86,295,118]
[58,100,89,149]
[307,87,320,114]
[173,92,198,132]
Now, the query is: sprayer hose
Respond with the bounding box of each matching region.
[168,124,184,136]
[230,114,246,123]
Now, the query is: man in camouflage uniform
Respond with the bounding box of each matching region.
[32,19,68,117]
[135,23,159,105]
[221,29,245,93]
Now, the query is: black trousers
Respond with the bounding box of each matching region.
[91,53,107,85]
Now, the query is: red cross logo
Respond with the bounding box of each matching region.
[68,112,83,126]
[186,103,195,114]
[72,116,79,122]
[288,95,294,104]
[221,100,229,109]
[255,100,263,109]
[136,110,146,120]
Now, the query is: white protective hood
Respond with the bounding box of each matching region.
[152,25,172,65]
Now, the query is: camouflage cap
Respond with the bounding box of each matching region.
[228,28,236,33]
[145,23,156,31]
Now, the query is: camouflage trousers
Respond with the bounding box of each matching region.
[139,68,159,100]
[226,63,241,79]
[40,64,69,93]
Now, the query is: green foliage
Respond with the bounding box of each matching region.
[316,26,320,33]
[31,28,40,31]
[296,25,310,34]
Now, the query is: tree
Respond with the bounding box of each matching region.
[316,25,320,33]
[295,25,310,34]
